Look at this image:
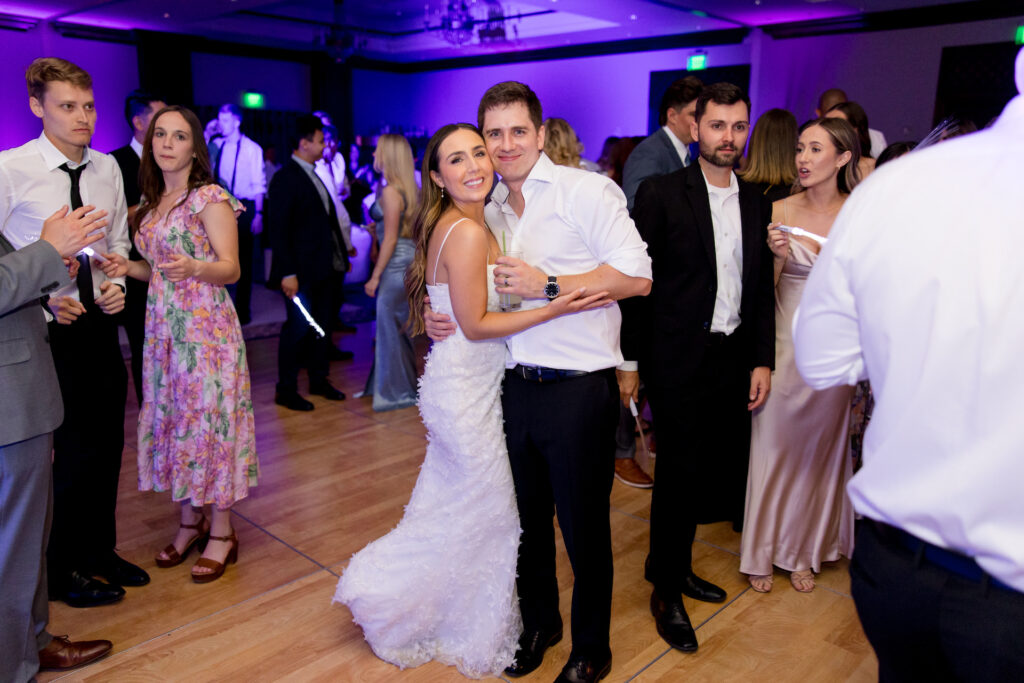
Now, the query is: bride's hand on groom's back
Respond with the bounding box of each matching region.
[423,295,457,342]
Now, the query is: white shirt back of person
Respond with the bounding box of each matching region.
[793,51,1024,592]
[485,153,652,372]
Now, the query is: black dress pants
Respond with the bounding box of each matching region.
[502,368,618,659]
[120,270,148,405]
[646,333,751,595]
[851,519,1024,683]
[226,197,256,323]
[47,305,128,577]
[277,277,332,392]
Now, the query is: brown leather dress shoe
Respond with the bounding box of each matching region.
[614,458,653,488]
[38,635,112,670]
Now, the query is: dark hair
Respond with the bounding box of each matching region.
[124,89,163,128]
[658,76,704,126]
[218,103,242,120]
[134,106,216,234]
[695,82,750,123]
[608,137,639,188]
[405,123,487,336]
[289,114,324,152]
[817,88,847,114]
[795,117,861,195]
[477,81,542,132]
[740,108,798,186]
[25,57,91,102]
[826,101,871,158]
[875,141,917,168]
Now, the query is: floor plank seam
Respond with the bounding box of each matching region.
[820,583,853,599]
[695,584,750,631]
[231,509,333,572]
[695,537,740,557]
[57,565,336,680]
[609,503,651,524]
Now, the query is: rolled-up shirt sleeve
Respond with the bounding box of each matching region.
[569,174,652,281]
[793,218,866,389]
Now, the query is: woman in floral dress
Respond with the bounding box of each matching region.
[102,105,256,583]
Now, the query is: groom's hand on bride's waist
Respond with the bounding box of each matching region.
[423,295,456,342]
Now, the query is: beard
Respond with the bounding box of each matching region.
[699,143,739,168]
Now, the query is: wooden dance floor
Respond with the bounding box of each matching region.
[39,321,877,682]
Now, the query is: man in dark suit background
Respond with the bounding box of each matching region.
[621,76,703,212]
[110,89,165,405]
[0,205,115,681]
[268,114,347,411]
[621,82,775,654]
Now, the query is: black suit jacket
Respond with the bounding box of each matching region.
[110,145,141,208]
[267,159,343,288]
[621,162,775,390]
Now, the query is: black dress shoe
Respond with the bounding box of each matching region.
[650,590,698,652]
[681,572,727,603]
[504,627,562,677]
[275,390,314,411]
[50,570,125,608]
[330,347,354,361]
[90,552,150,587]
[309,381,346,400]
[555,652,612,683]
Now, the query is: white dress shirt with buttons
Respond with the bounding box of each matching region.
[703,167,743,335]
[315,156,353,251]
[793,57,1024,592]
[485,153,652,372]
[212,134,266,202]
[0,132,130,302]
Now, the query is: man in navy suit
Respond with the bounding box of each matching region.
[267,114,348,411]
[621,76,703,212]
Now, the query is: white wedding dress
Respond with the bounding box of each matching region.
[334,222,522,679]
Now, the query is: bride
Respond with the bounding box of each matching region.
[333,123,608,678]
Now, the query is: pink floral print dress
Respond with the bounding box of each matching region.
[135,184,257,508]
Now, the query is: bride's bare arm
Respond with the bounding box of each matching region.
[444,222,607,341]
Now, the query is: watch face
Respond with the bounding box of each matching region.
[544,282,559,298]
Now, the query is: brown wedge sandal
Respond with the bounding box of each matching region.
[191,530,238,584]
[155,513,210,568]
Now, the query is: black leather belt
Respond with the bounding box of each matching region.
[867,519,1014,592]
[705,331,729,347]
[511,364,591,383]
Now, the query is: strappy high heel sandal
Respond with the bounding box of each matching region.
[155,512,210,568]
[191,530,239,584]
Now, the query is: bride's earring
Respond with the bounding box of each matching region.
[441,186,445,200]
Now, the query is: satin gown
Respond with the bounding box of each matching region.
[740,237,855,576]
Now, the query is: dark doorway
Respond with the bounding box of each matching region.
[647,65,752,135]
[935,41,1018,130]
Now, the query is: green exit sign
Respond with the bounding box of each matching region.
[1016,25,1023,45]
[688,54,708,71]
[242,92,265,109]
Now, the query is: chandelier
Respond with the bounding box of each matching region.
[431,0,513,47]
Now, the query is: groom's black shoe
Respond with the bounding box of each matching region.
[650,590,698,652]
[555,652,612,682]
[504,626,562,677]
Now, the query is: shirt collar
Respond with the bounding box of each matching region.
[37,131,92,171]
[662,125,690,164]
[292,153,315,174]
[701,164,739,199]
[490,152,554,208]
[130,137,143,158]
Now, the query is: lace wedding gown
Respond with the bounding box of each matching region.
[334,246,522,678]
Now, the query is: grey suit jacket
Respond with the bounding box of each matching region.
[622,128,687,212]
[0,234,68,446]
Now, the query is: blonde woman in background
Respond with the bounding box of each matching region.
[543,117,583,168]
[739,108,798,204]
[362,134,419,411]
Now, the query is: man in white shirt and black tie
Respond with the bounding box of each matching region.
[0,57,147,609]
[794,47,1024,682]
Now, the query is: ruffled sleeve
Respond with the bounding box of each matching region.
[188,184,245,217]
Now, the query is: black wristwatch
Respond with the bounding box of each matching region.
[544,275,560,300]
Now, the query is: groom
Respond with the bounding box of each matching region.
[426,81,651,683]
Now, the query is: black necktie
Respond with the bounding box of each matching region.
[59,162,94,306]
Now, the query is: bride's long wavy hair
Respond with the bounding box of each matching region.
[405,123,485,336]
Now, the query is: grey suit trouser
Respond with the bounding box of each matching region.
[0,432,54,683]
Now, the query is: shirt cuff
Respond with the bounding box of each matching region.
[617,360,638,372]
